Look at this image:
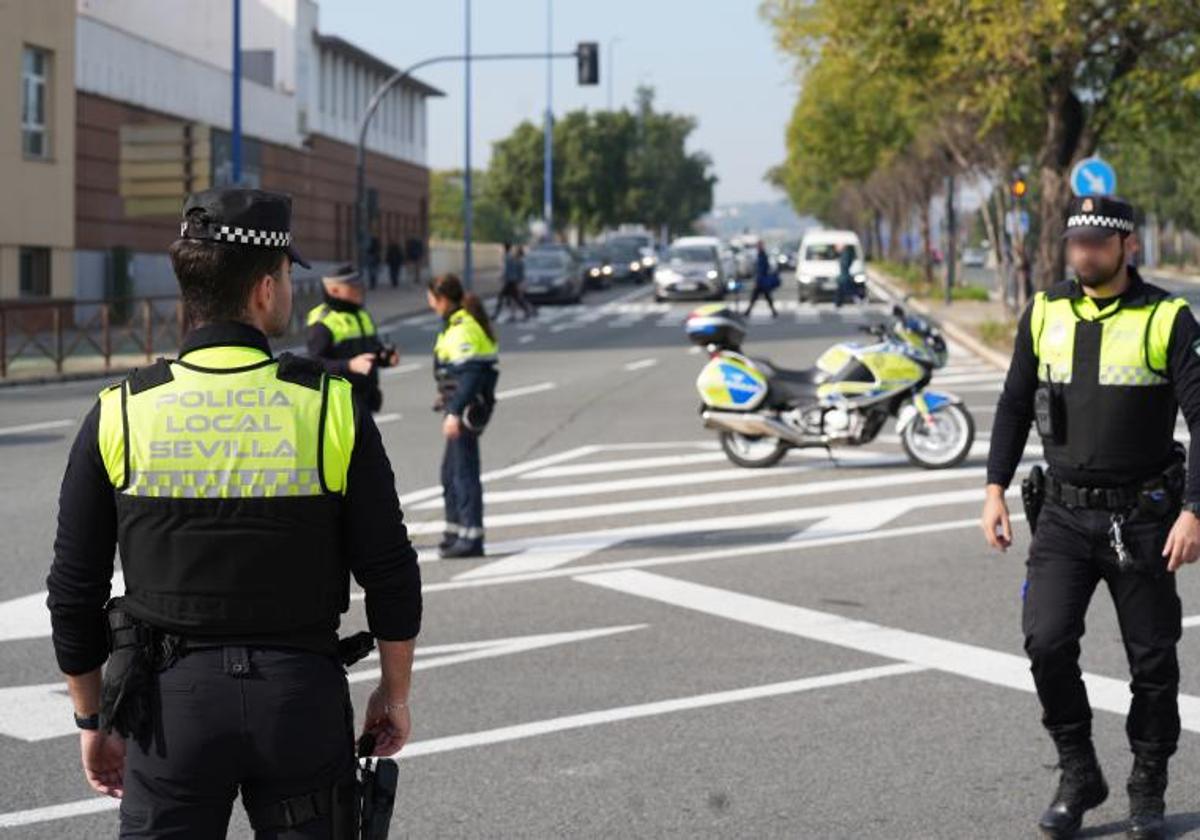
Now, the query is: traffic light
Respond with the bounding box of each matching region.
[577,42,599,85]
[1011,178,1028,198]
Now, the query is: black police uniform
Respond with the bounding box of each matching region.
[989,196,1200,838]
[46,189,422,839]
[306,266,391,413]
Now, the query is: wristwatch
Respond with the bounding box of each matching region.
[1182,502,1200,518]
[74,712,100,731]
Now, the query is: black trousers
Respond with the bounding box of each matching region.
[1022,500,1182,759]
[120,646,356,839]
[744,286,777,316]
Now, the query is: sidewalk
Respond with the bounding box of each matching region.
[0,272,504,387]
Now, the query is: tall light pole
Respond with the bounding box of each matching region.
[231,0,242,184]
[606,37,621,110]
[463,0,473,287]
[543,0,553,236]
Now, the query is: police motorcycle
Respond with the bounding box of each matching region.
[686,304,975,469]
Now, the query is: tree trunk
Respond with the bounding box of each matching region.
[918,184,934,285]
[1035,167,1073,289]
[1033,83,1087,290]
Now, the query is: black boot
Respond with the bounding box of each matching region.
[1038,742,1108,838]
[439,537,484,559]
[437,531,458,552]
[1127,756,1168,839]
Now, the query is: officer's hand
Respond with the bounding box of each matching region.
[1163,511,1200,572]
[348,353,376,376]
[442,414,462,440]
[80,729,125,798]
[363,685,411,756]
[981,486,1013,552]
[387,349,400,367]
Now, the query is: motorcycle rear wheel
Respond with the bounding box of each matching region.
[719,431,789,468]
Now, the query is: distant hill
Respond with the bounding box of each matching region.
[699,201,820,241]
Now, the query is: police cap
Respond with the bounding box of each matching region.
[178,187,310,268]
[1063,195,1135,241]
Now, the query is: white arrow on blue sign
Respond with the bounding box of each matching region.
[1070,157,1117,197]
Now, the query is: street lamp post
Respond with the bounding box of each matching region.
[606,37,621,110]
[464,0,473,286]
[543,0,554,237]
[231,0,242,184]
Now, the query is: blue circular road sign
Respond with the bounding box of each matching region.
[1070,157,1117,197]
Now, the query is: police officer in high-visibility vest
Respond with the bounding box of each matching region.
[983,196,1200,839]
[306,264,399,413]
[427,274,498,559]
[46,188,422,837]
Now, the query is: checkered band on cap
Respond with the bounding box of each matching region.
[1066,214,1135,233]
[179,222,292,247]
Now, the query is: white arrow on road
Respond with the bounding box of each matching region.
[0,625,645,742]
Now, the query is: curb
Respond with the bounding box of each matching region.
[866,269,1010,371]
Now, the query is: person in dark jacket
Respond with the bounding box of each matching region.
[834,243,857,307]
[386,240,404,288]
[306,264,398,412]
[744,240,778,317]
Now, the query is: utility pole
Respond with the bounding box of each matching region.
[543,0,554,237]
[463,0,473,287]
[231,0,242,184]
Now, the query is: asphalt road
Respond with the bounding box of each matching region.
[5,277,1200,838]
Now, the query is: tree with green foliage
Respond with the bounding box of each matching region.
[429,170,523,244]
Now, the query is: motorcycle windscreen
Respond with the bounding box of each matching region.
[696,353,768,410]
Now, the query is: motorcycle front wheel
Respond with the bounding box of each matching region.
[900,403,975,469]
[719,431,788,468]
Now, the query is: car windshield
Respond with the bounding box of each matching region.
[579,247,608,261]
[610,236,650,250]
[668,246,715,264]
[804,243,851,260]
[610,245,641,260]
[526,253,566,270]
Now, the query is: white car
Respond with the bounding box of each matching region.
[795,230,866,303]
[654,236,726,302]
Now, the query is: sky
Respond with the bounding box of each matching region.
[318,0,798,206]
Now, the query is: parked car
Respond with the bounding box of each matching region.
[771,239,800,273]
[795,229,866,303]
[654,237,726,302]
[578,244,614,289]
[729,234,759,278]
[523,246,585,303]
[962,247,987,268]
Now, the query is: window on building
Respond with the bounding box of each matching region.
[19,247,51,297]
[21,46,51,159]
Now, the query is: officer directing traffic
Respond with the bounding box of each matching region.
[46,188,422,837]
[306,264,399,413]
[427,274,499,559]
[982,195,1200,839]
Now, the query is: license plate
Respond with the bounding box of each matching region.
[676,282,698,291]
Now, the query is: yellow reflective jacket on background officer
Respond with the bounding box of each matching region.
[306,265,395,413]
[434,307,499,425]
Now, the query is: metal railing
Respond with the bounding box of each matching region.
[0,279,324,378]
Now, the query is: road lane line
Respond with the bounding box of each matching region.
[397,445,601,506]
[521,451,729,479]
[496,381,557,400]
[518,334,536,344]
[380,361,423,377]
[0,419,74,437]
[0,661,922,828]
[623,358,658,372]
[576,569,1200,733]
[411,465,986,537]
[374,413,402,425]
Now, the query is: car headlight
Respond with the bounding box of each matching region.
[641,256,656,267]
[706,269,719,280]
[630,261,641,271]
[602,265,613,275]
[854,273,867,284]
[589,268,600,276]
[798,274,814,284]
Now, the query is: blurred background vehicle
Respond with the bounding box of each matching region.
[654,236,727,302]
[794,229,865,303]
[523,245,586,304]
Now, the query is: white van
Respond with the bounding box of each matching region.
[794,229,865,303]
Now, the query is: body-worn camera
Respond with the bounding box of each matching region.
[1034,384,1063,443]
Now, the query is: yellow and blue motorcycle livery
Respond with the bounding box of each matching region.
[685,304,975,469]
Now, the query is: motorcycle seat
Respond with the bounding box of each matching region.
[751,358,825,404]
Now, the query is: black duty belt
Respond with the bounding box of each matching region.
[1045,474,1140,511]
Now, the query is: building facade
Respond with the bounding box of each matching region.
[0,0,76,299]
[4,0,439,301]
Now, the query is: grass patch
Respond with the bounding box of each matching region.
[872,260,990,302]
[976,318,1017,351]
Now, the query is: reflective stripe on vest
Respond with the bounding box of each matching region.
[434,309,498,365]
[306,303,377,346]
[97,346,355,499]
[1030,292,1185,387]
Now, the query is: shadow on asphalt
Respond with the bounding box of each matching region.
[0,432,67,446]
[1079,811,1200,837]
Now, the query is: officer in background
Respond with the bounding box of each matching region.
[46,188,422,837]
[306,264,398,413]
[427,274,499,559]
[982,196,1200,839]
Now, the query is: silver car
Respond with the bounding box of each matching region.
[654,242,726,302]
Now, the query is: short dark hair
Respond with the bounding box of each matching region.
[168,238,285,325]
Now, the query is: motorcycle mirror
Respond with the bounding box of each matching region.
[891,304,905,318]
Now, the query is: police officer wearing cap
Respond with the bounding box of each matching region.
[982,195,1200,839]
[306,264,398,413]
[46,188,422,837]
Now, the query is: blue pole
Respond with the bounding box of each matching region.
[463,0,473,288]
[543,0,553,237]
[231,0,242,184]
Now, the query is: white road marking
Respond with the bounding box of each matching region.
[1183,615,1200,629]
[518,334,536,344]
[446,479,1005,579]
[380,361,423,377]
[0,419,75,437]
[398,445,602,506]
[0,573,125,644]
[522,451,729,480]
[0,661,922,829]
[622,358,659,372]
[374,413,402,425]
[577,569,1200,732]
[413,465,986,538]
[931,372,1006,386]
[496,381,557,400]
[347,624,645,685]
